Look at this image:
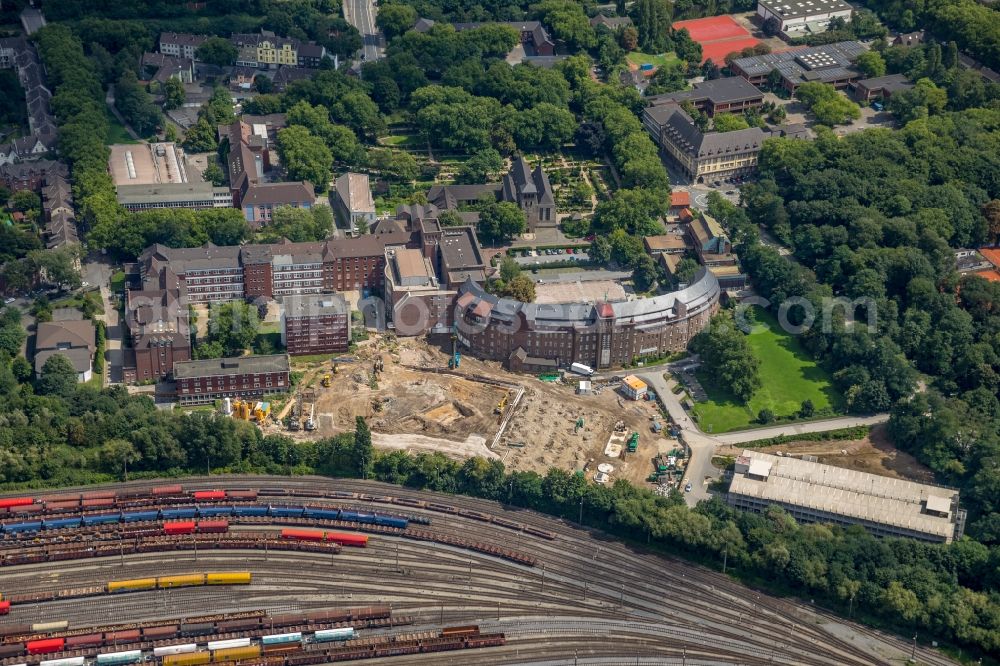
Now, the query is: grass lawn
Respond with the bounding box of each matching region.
[51,290,105,316]
[106,115,138,145]
[692,308,844,433]
[625,51,680,70]
[109,270,126,293]
[379,134,421,148]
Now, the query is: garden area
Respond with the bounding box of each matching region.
[692,308,844,433]
[625,51,680,71]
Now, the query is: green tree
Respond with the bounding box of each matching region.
[376,3,417,40]
[631,0,673,53]
[30,247,82,290]
[8,190,40,212]
[99,438,140,479]
[504,274,536,302]
[367,147,418,182]
[799,399,815,417]
[477,202,526,245]
[457,149,503,184]
[499,256,521,282]
[691,313,761,403]
[183,117,218,152]
[589,236,612,264]
[277,125,333,191]
[163,77,186,110]
[532,0,596,50]
[204,301,260,357]
[593,188,665,236]
[437,210,464,227]
[712,114,751,132]
[631,254,658,291]
[195,37,238,66]
[36,354,79,397]
[353,415,373,478]
[856,50,886,78]
[203,162,226,186]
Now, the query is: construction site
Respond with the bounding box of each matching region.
[228,335,682,485]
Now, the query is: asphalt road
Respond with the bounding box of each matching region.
[638,368,890,507]
[343,0,383,63]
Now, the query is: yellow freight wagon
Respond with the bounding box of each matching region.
[157,574,206,588]
[108,578,157,592]
[205,572,251,585]
[211,646,261,662]
[163,652,211,666]
[31,621,69,632]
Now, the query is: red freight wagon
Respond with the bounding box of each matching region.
[27,638,64,655]
[163,521,196,535]
[197,520,228,533]
[0,601,10,615]
[281,528,324,542]
[44,501,81,511]
[141,625,178,639]
[106,629,140,644]
[152,485,183,496]
[81,491,116,500]
[192,491,225,501]
[65,634,104,649]
[324,532,369,548]
[82,498,115,508]
[0,498,33,509]
[226,490,258,500]
[9,504,42,515]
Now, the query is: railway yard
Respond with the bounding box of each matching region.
[0,476,956,665]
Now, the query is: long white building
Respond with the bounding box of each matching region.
[756,0,853,36]
[727,450,965,543]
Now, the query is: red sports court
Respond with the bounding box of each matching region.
[672,15,761,64]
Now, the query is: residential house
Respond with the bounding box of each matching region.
[272,66,313,91]
[141,52,195,84]
[892,31,925,47]
[590,14,633,30]
[34,319,96,383]
[686,212,748,289]
[0,160,66,192]
[159,32,209,60]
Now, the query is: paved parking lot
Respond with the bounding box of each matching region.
[514,250,590,265]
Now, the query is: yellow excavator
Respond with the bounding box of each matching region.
[494,394,508,415]
[321,374,331,387]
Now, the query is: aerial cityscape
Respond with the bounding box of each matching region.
[0,0,997,663]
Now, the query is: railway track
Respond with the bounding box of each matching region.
[0,476,956,666]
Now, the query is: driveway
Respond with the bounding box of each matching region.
[638,368,891,506]
[714,414,890,445]
[515,252,590,265]
[532,269,630,284]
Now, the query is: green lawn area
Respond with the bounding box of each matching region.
[106,115,138,145]
[51,290,105,316]
[109,270,126,293]
[625,51,680,70]
[379,134,421,148]
[692,308,844,433]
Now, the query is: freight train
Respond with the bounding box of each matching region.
[107,573,251,593]
[0,505,407,535]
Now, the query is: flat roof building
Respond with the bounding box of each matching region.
[728,450,965,543]
[281,293,349,355]
[756,0,853,37]
[109,143,191,186]
[853,73,914,101]
[174,354,290,405]
[116,182,234,211]
[729,41,866,91]
[648,77,765,116]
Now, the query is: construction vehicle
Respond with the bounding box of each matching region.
[321,374,331,387]
[449,334,461,368]
[613,420,627,433]
[494,394,508,415]
[574,417,584,433]
[304,404,316,431]
[627,432,639,453]
[331,362,339,375]
[252,401,271,422]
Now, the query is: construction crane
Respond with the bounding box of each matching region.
[304,404,316,431]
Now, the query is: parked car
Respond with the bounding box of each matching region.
[3,297,15,305]
[566,248,574,254]
[685,482,692,492]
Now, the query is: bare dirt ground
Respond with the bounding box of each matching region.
[271,335,680,483]
[498,376,679,485]
[717,424,934,482]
